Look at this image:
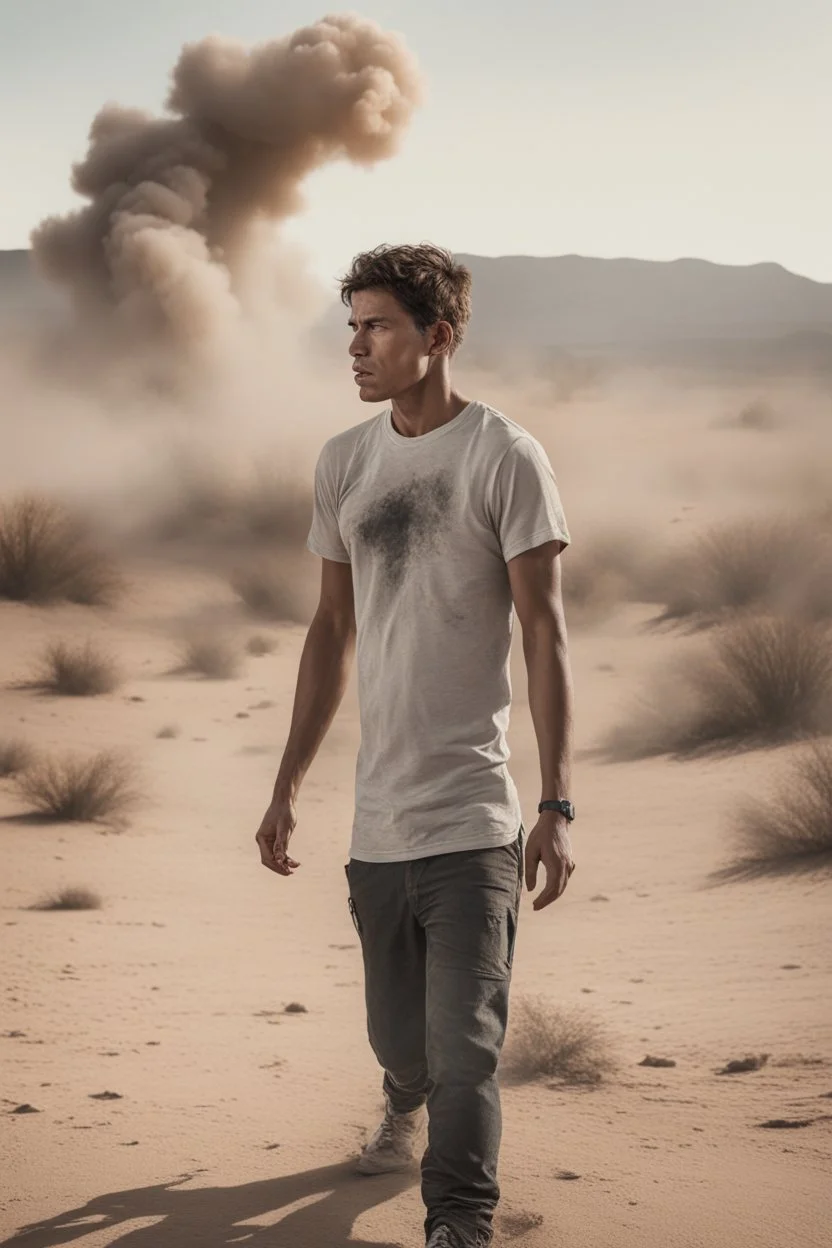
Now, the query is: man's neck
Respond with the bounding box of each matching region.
[390,373,470,438]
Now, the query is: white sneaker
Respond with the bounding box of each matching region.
[355,1097,425,1175]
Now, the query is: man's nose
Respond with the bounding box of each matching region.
[349,337,366,358]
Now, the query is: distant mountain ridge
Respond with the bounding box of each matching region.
[456,254,832,349]
[2,248,832,356]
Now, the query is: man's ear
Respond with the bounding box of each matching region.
[428,319,454,356]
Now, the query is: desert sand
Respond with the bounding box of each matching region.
[2,367,831,1248]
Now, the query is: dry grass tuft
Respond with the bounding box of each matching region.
[14,749,140,823]
[34,639,121,696]
[246,633,277,656]
[652,514,832,627]
[714,742,832,880]
[0,738,36,778]
[178,633,241,679]
[30,886,102,911]
[500,994,617,1086]
[230,559,308,623]
[602,615,832,760]
[0,495,122,606]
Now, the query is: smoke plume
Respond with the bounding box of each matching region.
[30,13,422,356]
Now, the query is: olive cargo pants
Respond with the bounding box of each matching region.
[344,826,524,1248]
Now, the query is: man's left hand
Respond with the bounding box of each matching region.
[525,812,576,910]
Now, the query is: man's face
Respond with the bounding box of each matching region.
[348,288,435,403]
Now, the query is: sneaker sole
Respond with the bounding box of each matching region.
[354,1152,418,1175]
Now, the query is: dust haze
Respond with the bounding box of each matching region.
[1,11,831,624]
[0,13,421,572]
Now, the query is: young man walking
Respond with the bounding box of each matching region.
[255,244,575,1248]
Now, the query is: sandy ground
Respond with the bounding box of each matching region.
[1,519,830,1248]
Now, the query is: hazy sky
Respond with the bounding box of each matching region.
[1,0,829,286]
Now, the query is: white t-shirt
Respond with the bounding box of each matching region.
[306,398,571,862]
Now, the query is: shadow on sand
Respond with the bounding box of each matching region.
[3,1160,418,1248]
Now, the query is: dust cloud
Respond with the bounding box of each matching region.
[1,13,422,562]
[31,13,421,363]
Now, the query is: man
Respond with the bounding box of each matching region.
[255,243,575,1248]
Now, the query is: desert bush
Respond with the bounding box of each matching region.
[0,495,122,605]
[15,749,140,823]
[0,738,35,778]
[602,615,832,760]
[683,616,832,748]
[155,724,180,739]
[179,633,241,679]
[246,633,277,656]
[34,639,121,696]
[718,741,832,878]
[230,559,307,623]
[500,994,616,1086]
[652,514,832,627]
[30,886,102,911]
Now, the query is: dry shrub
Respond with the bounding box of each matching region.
[230,559,308,623]
[0,738,35,778]
[0,495,122,605]
[717,741,832,879]
[683,616,832,748]
[34,639,121,696]
[15,749,140,823]
[500,994,616,1086]
[155,723,180,739]
[653,513,832,627]
[602,615,832,760]
[30,886,102,911]
[179,633,241,679]
[246,633,277,656]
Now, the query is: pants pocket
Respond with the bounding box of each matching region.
[344,862,364,939]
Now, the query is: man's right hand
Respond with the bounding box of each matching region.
[255,797,300,876]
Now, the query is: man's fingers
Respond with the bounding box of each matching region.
[532,857,575,909]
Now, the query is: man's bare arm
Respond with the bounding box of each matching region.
[256,557,356,876]
[507,540,576,909]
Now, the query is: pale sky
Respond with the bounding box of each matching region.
[1,0,830,285]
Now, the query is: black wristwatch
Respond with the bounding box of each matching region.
[538,799,575,821]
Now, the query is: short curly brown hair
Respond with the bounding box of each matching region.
[339,243,472,354]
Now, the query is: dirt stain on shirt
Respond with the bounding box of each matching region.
[357,473,453,590]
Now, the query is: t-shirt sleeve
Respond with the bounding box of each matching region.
[306,441,351,563]
[492,436,571,563]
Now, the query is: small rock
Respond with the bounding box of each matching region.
[759,1117,815,1129]
[555,1169,581,1180]
[11,1103,40,1114]
[717,1054,769,1075]
[284,1002,308,1014]
[640,1055,677,1068]
[89,1091,123,1100]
